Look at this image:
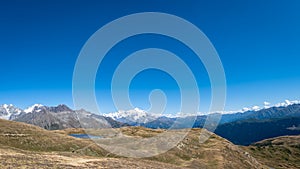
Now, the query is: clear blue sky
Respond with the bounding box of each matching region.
[0,0,300,113]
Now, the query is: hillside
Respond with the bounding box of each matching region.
[214,117,300,145]
[245,135,300,169]
[0,119,267,168]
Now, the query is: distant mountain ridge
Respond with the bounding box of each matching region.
[2,102,300,130]
[219,103,300,124]
[2,100,299,124]
[102,102,300,129]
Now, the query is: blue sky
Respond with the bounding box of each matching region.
[0,0,300,113]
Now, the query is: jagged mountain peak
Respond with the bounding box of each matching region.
[46,104,73,113]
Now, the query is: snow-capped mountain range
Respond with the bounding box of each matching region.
[0,104,128,130]
[1,100,299,121]
[1,99,300,129]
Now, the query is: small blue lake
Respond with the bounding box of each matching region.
[69,133,103,139]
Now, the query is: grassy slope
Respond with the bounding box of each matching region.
[245,135,300,169]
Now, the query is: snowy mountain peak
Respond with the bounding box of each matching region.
[3,104,8,109]
[0,104,23,120]
[2,103,14,109]
[133,107,144,112]
[24,104,44,113]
